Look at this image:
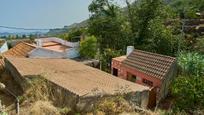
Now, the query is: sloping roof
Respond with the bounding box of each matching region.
[42,41,60,47]
[122,50,176,80]
[3,42,36,58]
[6,57,149,97]
[43,43,70,52]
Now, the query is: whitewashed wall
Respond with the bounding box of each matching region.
[0,42,8,53]
[65,48,80,59]
[33,37,80,59]
[35,37,80,48]
[29,47,79,59]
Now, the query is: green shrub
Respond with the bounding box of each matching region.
[172,75,204,112]
[100,49,121,73]
[178,52,204,76]
[80,36,97,59]
[171,52,204,112]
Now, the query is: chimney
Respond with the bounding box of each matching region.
[126,46,134,56]
[36,39,43,47]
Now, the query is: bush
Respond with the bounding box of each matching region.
[80,36,97,59]
[178,52,204,76]
[172,75,204,112]
[100,49,121,73]
[171,52,204,112]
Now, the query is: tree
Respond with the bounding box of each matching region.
[171,52,204,112]
[169,0,204,18]
[172,75,204,112]
[195,37,204,54]
[126,0,177,55]
[22,34,26,38]
[67,28,86,42]
[177,52,204,76]
[100,48,121,72]
[80,36,97,59]
[88,0,131,53]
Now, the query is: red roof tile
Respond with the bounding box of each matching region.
[122,50,176,80]
[3,42,36,58]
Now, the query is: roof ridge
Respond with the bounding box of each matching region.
[134,49,176,60]
[22,42,37,48]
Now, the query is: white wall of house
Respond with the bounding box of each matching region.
[28,48,65,58]
[35,37,80,48]
[33,37,80,58]
[0,42,8,53]
[65,48,80,59]
[28,47,80,59]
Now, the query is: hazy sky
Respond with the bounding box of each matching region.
[0,0,127,29]
[0,0,94,29]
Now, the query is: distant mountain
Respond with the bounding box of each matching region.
[0,27,49,37]
[47,20,88,36]
[0,31,48,37]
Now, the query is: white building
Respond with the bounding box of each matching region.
[0,40,8,53]
[28,37,80,59]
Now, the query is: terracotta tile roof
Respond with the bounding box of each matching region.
[6,57,149,97]
[42,41,60,47]
[3,42,36,58]
[122,49,176,80]
[43,44,70,52]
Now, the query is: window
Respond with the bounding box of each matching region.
[142,79,153,87]
[127,73,137,82]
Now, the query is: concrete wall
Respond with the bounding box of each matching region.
[76,90,150,112]
[65,48,80,59]
[35,37,80,48]
[4,58,30,91]
[28,47,79,59]
[0,42,8,53]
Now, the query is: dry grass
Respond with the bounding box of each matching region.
[94,96,134,115]
[24,77,51,102]
[29,101,60,115]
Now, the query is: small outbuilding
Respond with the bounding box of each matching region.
[29,37,80,58]
[112,47,177,102]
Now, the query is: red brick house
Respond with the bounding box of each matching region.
[111,48,177,101]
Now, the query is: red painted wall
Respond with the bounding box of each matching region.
[112,59,162,89]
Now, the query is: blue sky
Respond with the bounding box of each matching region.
[0,0,93,29]
[0,0,126,30]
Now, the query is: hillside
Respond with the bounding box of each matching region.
[47,20,88,36]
